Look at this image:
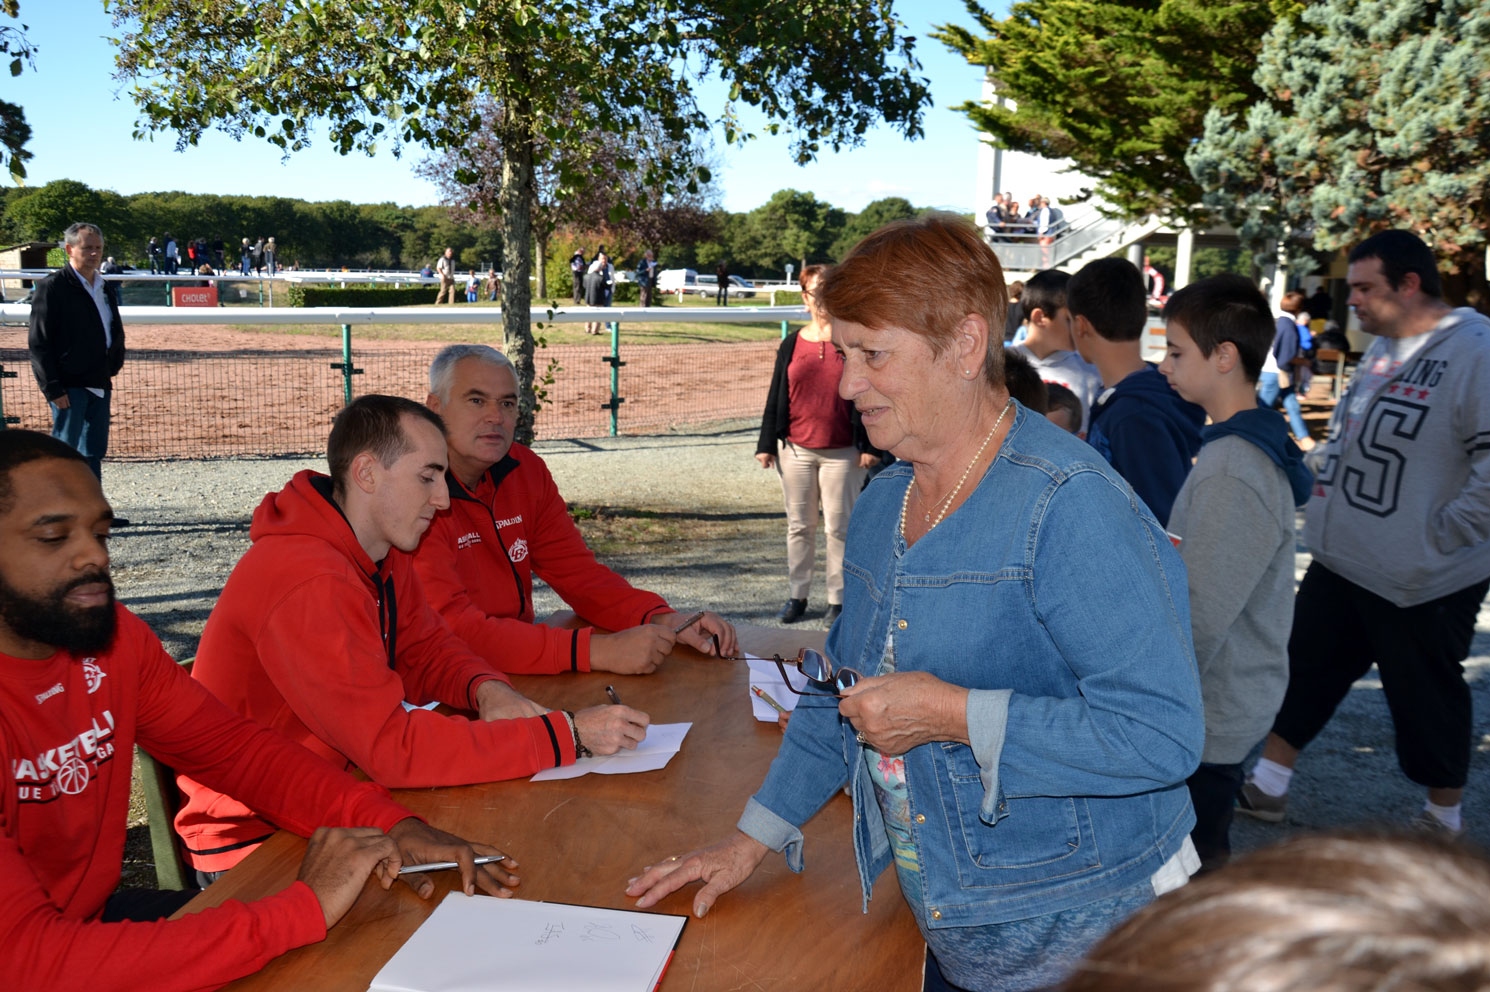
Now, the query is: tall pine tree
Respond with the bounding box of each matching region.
[1189,0,1490,306]
[935,1,1274,220]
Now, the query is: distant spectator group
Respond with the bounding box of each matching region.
[143,233,278,276]
[984,191,1066,243]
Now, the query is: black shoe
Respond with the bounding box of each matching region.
[823,604,842,627]
[110,517,132,528]
[776,599,807,624]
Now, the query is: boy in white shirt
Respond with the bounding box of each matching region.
[1010,268,1101,436]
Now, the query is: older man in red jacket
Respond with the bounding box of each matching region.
[414,345,738,675]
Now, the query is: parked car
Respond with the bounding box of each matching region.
[728,275,756,299]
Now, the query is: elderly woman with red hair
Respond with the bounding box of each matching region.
[628,215,1204,990]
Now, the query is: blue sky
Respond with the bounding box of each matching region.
[11,1,998,214]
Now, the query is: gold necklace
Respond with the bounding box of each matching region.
[899,400,1013,536]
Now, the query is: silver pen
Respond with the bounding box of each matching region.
[398,854,508,875]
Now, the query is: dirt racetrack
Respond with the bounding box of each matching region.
[0,324,780,458]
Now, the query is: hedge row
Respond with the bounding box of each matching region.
[286,284,440,307]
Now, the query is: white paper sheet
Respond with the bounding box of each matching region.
[368,892,686,992]
[401,700,441,712]
[746,656,807,721]
[531,722,691,781]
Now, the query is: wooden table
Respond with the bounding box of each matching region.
[182,622,923,990]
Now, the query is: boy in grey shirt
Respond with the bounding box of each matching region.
[1158,275,1314,870]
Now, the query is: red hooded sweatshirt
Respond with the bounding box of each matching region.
[411,444,671,674]
[176,470,576,871]
[0,605,415,991]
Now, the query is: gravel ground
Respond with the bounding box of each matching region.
[104,424,1490,865]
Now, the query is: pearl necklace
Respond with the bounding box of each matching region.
[899,400,1013,536]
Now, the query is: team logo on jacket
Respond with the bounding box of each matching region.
[456,531,483,550]
[82,658,106,694]
[508,538,530,563]
[13,710,117,802]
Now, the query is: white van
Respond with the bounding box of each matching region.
[656,268,698,293]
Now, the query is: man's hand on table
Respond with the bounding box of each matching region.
[573,703,650,755]
[474,679,548,721]
[297,826,405,929]
[651,610,739,659]
[387,817,520,899]
[590,624,675,673]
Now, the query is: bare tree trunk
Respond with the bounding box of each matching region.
[499,91,538,444]
[535,231,549,299]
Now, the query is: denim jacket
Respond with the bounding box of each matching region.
[740,405,1203,928]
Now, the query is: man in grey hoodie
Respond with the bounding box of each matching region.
[1239,230,1490,836]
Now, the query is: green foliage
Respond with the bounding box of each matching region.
[4,179,108,243]
[1140,245,1251,283]
[935,2,1274,221]
[829,196,919,259]
[1190,0,1490,303]
[611,282,640,305]
[110,0,929,444]
[692,189,846,272]
[284,284,438,307]
[0,2,35,183]
[0,178,488,269]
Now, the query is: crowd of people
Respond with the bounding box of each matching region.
[141,234,279,277]
[7,216,1489,991]
[983,191,1067,243]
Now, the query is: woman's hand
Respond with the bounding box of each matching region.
[837,671,969,756]
[755,452,775,470]
[625,832,769,918]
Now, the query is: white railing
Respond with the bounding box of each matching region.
[0,303,808,326]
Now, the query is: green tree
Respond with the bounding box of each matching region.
[417,97,713,299]
[1189,0,1490,306]
[732,189,843,272]
[830,196,919,259]
[0,1,36,183]
[934,1,1274,220]
[3,179,109,242]
[112,0,929,441]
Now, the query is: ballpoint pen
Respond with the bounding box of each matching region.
[398,854,508,875]
[606,684,622,705]
[750,685,788,714]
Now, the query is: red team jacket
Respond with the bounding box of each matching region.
[411,444,671,674]
[0,605,415,991]
[176,470,579,871]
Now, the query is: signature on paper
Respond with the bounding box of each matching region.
[532,919,661,945]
